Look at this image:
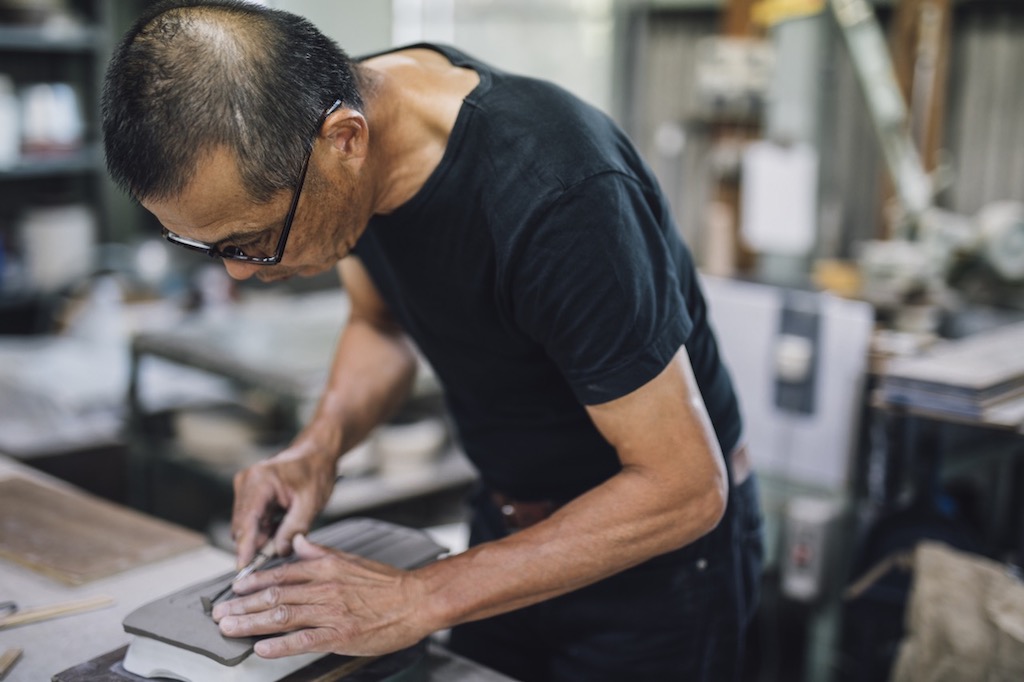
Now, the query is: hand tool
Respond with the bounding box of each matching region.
[202,505,287,614]
[201,537,277,614]
[0,595,114,629]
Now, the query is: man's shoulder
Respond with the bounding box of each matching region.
[467,88,647,210]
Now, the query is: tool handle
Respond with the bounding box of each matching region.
[234,537,278,583]
[0,595,114,629]
[256,536,277,560]
[0,647,22,680]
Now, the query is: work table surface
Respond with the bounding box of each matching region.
[0,454,234,679]
[0,455,507,681]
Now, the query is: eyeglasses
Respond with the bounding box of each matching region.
[161,99,343,265]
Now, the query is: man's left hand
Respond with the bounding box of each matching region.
[212,534,435,658]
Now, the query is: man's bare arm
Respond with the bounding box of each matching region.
[231,257,418,565]
[416,346,728,623]
[217,345,729,657]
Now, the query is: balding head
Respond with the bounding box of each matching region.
[102,0,363,203]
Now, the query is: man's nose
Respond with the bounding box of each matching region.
[222,259,259,281]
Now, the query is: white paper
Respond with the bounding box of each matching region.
[741,141,819,255]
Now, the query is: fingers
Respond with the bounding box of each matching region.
[231,469,270,568]
[217,590,332,640]
[219,554,325,603]
[211,548,425,660]
[254,629,335,659]
[272,502,314,558]
[233,466,293,567]
[232,452,333,565]
[213,581,298,625]
[293,534,329,560]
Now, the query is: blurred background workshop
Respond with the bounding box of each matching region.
[1,0,1023,681]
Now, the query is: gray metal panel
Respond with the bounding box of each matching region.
[947,7,1024,214]
[817,14,885,257]
[621,9,718,255]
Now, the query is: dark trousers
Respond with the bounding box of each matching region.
[448,475,765,682]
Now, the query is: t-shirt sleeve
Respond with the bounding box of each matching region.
[507,171,693,405]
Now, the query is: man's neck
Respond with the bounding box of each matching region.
[357,48,480,216]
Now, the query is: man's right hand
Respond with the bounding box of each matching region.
[229,258,417,569]
[231,438,339,569]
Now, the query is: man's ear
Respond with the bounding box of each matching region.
[321,108,368,160]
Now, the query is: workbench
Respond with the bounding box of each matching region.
[840,325,1024,680]
[868,323,1024,553]
[0,455,509,681]
[124,290,478,532]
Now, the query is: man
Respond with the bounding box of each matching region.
[102,1,763,680]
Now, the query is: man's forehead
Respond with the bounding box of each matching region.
[179,145,251,204]
[142,147,267,238]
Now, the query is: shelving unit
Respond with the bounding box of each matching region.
[0,0,117,333]
[0,143,103,179]
[0,22,105,51]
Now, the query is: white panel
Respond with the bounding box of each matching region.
[741,140,819,255]
[701,275,874,490]
[450,0,615,114]
[271,0,393,56]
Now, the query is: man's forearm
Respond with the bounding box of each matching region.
[412,460,727,631]
[216,346,731,658]
[412,347,729,634]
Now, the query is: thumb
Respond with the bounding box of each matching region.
[293,533,329,560]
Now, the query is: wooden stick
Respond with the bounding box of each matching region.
[0,595,114,629]
[0,647,22,680]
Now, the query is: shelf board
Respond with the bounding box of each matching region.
[0,145,102,179]
[0,23,104,52]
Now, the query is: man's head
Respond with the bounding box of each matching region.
[102,0,361,204]
[103,0,373,281]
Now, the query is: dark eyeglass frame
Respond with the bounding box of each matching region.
[161,99,343,265]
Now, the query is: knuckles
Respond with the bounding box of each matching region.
[271,604,292,626]
[267,565,292,584]
[261,585,283,607]
[294,628,322,651]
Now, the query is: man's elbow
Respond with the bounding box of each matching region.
[701,471,729,534]
[669,468,729,550]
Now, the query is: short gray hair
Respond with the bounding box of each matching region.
[102,0,363,203]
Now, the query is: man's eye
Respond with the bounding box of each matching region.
[221,244,248,258]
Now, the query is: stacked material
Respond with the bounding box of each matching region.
[880,320,1024,428]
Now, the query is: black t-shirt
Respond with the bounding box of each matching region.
[353,44,742,500]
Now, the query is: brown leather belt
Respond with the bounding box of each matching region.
[491,491,559,533]
[492,443,753,532]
